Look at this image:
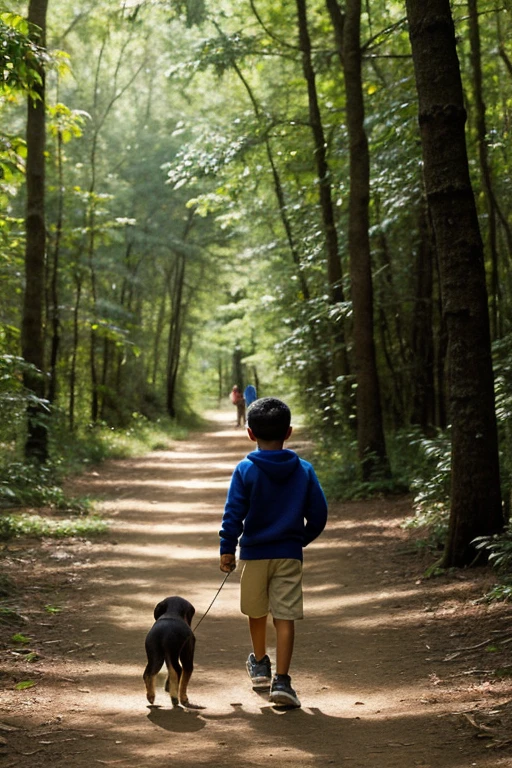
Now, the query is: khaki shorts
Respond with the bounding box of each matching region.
[239,558,304,620]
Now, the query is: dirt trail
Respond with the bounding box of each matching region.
[2,412,512,767]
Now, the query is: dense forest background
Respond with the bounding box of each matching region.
[2,0,512,575]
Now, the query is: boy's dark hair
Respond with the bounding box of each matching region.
[247,397,291,441]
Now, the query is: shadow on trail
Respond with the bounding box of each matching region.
[22,412,506,768]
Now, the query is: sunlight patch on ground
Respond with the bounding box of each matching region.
[123,590,241,624]
[43,661,454,726]
[331,609,430,630]
[100,500,223,514]
[113,520,221,535]
[100,601,241,631]
[304,587,422,611]
[86,544,217,563]
[87,477,230,491]
[124,452,240,466]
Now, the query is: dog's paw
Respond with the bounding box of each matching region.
[171,696,180,707]
[146,694,155,705]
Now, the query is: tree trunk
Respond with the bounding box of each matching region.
[406,0,503,566]
[295,0,349,384]
[48,127,64,405]
[152,288,168,388]
[468,0,501,339]
[232,347,244,394]
[328,0,390,479]
[166,253,185,419]
[166,212,195,418]
[69,273,82,431]
[22,0,49,462]
[410,203,436,432]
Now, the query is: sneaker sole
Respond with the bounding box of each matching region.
[269,691,301,708]
[248,674,272,688]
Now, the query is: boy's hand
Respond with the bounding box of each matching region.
[220,553,236,572]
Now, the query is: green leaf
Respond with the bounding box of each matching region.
[11,633,31,644]
[15,680,36,690]
[44,604,62,614]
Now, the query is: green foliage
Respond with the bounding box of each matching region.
[1,0,512,520]
[474,525,512,602]
[11,632,30,644]
[403,502,449,553]
[0,11,48,93]
[49,414,190,470]
[0,460,87,510]
[402,433,451,551]
[0,511,107,540]
[479,584,512,603]
[15,680,36,690]
[312,428,417,501]
[44,604,62,613]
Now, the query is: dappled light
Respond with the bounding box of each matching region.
[3,413,510,768]
[3,0,512,762]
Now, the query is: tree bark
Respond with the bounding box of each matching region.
[468,0,501,338]
[166,211,195,418]
[166,251,186,419]
[48,126,64,405]
[327,0,390,479]
[295,0,349,385]
[410,203,436,432]
[69,272,82,431]
[406,0,503,566]
[22,0,49,462]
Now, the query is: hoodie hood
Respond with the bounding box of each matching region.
[247,449,299,482]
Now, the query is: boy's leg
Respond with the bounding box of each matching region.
[270,618,300,707]
[241,562,272,687]
[247,616,272,687]
[273,618,295,676]
[249,615,268,660]
[267,561,302,707]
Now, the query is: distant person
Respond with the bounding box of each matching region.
[219,397,328,708]
[244,384,257,407]
[230,385,246,427]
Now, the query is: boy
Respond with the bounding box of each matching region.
[219,397,328,708]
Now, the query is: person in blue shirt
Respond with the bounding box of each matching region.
[219,397,328,708]
[244,384,257,407]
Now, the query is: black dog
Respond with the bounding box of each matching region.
[143,596,196,707]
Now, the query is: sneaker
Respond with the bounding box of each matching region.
[246,653,272,688]
[269,674,301,708]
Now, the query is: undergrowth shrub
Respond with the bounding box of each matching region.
[313,427,439,502]
[402,433,451,552]
[473,525,512,602]
[0,412,189,512]
[48,412,190,472]
[0,512,107,541]
[0,461,89,511]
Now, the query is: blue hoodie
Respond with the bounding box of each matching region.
[219,449,328,561]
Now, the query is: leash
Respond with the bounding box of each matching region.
[192,570,232,632]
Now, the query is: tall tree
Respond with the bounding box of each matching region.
[467,0,501,339]
[21,0,49,462]
[295,0,349,387]
[405,0,503,566]
[327,0,390,479]
[410,204,437,431]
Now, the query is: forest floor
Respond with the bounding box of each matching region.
[1,411,512,768]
